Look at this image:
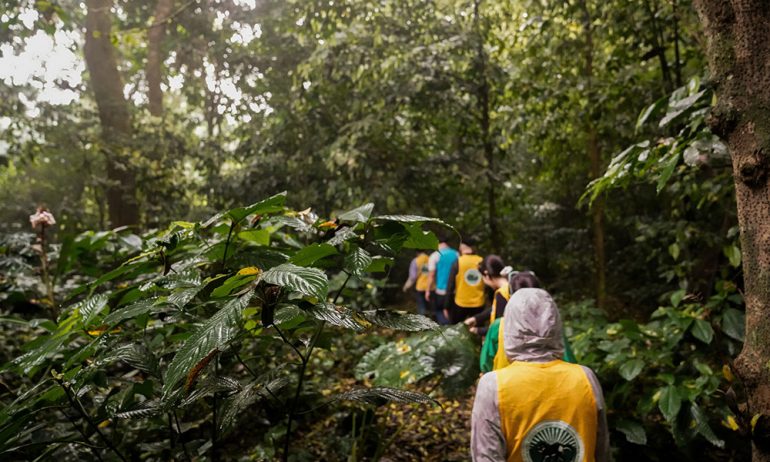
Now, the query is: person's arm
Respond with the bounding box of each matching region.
[493,292,507,321]
[425,252,438,301]
[471,307,493,326]
[403,259,418,291]
[471,372,506,461]
[582,366,611,462]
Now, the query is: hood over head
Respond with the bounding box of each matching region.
[503,288,564,362]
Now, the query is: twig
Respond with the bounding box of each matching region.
[173,411,192,462]
[57,379,128,462]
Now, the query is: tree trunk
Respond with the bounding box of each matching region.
[473,0,499,252]
[693,1,770,459]
[146,0,174,116]
[579,0,607,311]
[84,0,139,227]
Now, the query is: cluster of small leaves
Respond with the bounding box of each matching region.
[0,193,454,461]
[564,278,747,457]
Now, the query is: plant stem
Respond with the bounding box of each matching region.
[221,220,236,269]
[57,380,128,462]
[59,409,105,462]
[212,359,220,462]
[173,411,193,462]
[282,272,351,461]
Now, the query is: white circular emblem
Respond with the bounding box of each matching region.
[463,268,482,286]
[522,420,584,462]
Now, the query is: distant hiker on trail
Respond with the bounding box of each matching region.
[444,240,485,324]
[478,271,577,373]
[425,235,459,325]
[464,255,511,335]
[471,288,610,462]
[403,251,432,316]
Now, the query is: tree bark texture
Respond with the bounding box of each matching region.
[579,0,607,311]
[693,0,770,459]
[146,0,174,116]
[84,0,139,227]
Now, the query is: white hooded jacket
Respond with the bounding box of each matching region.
[470,288,610,461]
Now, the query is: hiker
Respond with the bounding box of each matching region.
[443,240,486,324]
[471,288,610,462]
[424,235,459,325]
[403,251,431,316]
[478,271,577,373]
[463,255,510,335]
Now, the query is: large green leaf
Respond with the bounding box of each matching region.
[203,192,286,226]
[616,419,647,445]
[261,263,328,300]
[338,203,374,223]
[327,226,358,246]
[305,303,369,331]
[690,402,725,448]
[344,246,373,276]
[691,319,714,344]
[103,298,158,325]
[332,387,437,405]
[289,243,338,266]
[618,358,644,381]
[77,293,109,328]
[361,310,438,332]
[721,308,745,342]
[659,385,682,422]
[403,224,439,250]
[372,214,453,230]
[162,294,251,396]
[238,229,270,246]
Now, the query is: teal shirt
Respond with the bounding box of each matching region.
[479,319,577,373]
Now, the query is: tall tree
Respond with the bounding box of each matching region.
[146,0,175,116]
[693,1,770,460]
[84,0,139,226]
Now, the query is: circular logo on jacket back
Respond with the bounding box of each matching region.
[522,420,583,462]
[463,268,482,286]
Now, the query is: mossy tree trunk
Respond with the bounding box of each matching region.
[693,1,770,459]
[146,0,174,117]
[84,0,140,227]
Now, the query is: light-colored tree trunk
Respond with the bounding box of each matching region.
[693,1,770,459]
[146,0,174,116]
[84,0,139,227]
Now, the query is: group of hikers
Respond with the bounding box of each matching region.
[403,236,610,462]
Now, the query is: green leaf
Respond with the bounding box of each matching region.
[656,151,680,193]
[668,243,680,261]
[721,308,745,342]
[403,224,439,250]
[636,96,667,132]
[619,358,645,381]
[305,303,370,331]
[211,274,257,298]
[227,192,287,223]
[372,214,453,230]
[366,256,393,273]
[659,385,682,422]
[691,319,714,344]
[103,298,157,325]
[670,289,686,308]
[168,287,202,308]
[327,226,358,246]
[616,419,647,445]
[77,294,109,328]
[344,246,373,276]
[361,310,438,332]
[690,402,725,448]
[98,344,158,374]
[289,243,338,266]
[238,229,270,246]
[338,203,374,223]
[261,264,329,300]
[723,245,741,268]
[162,294,251,396]
[332,387,437,405]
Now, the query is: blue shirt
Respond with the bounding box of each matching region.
[435,247,459,292]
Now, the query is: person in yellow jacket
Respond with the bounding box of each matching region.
[444,240,485,324]
[402,251,432,316]
[464,255,511,335]
[471,288,610,462]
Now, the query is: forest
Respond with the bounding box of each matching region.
[1,0,769,460]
